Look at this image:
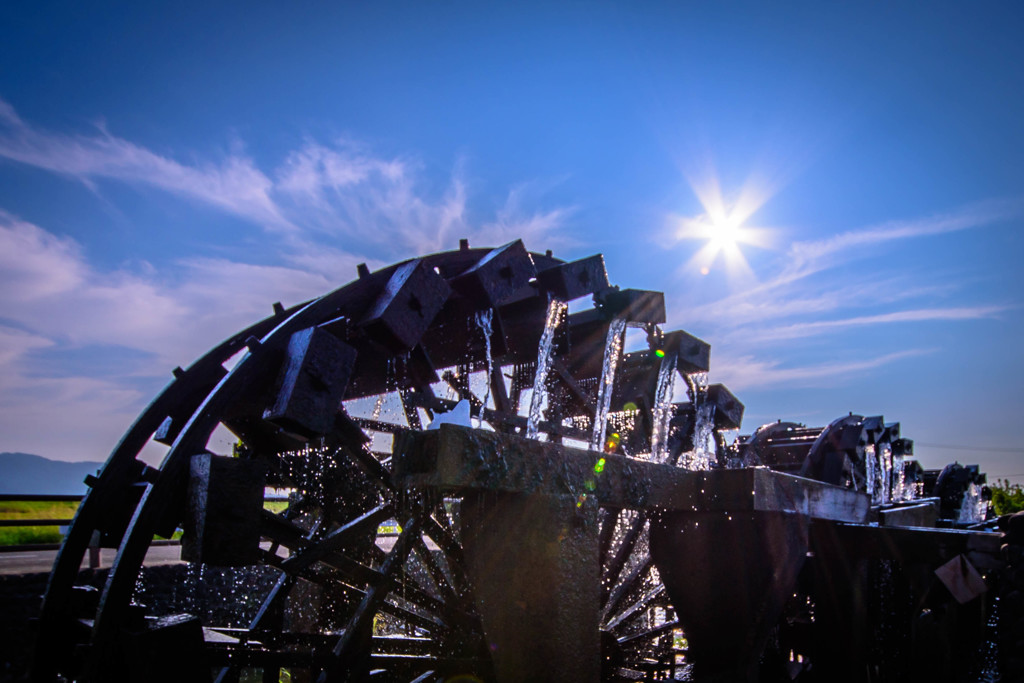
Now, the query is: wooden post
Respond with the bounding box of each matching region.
[460,491,601,682]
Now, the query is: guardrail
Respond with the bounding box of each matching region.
[0,493,393,572]
[0,493,80,529]
[0,494,301,568]
[0,493,177,568]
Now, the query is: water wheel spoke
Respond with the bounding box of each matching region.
[604,554,654,624]
[602,512,648,603]
[280,504,394,574]
[598,507,620,566]
[342,445,394,492]
[551,356,596,418]
[616,619,679,648]
[379,597,451,635]
[248,573,297,631]
[606,584,665,632]
[354,416,411,435]
[411,537,460,607]
[258,533,388,594]
[441,369,482,413]
[488,363,512,415]
[400,389,425,429]
[319,516,422,681]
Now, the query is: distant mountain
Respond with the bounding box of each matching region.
[0,452,104,495]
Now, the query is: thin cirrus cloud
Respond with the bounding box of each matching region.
[0,100,575,461]
[0,210,343,368]
[0,100,290,230]
[779,198,1023,283]
[0,210,350,461]
[669,198,1021,390]
[744,306,1010,343]
[682,198,1021,326]
[0,99,571,258]
[710,349,932,393]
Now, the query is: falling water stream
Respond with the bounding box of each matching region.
[879,442,893,505]
[590,317,627,450]
[680,372,714,470]
[959,482,987,523]
[526,299,567,440]
[474,309,494,428]
[865,444,878,503]
[371,394,386,420]
[649,353,678,463]
[892,448,906,502]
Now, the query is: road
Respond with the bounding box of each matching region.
[0,543,184,575]
[0,537,406,576]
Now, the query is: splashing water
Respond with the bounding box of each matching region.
[879,442,892,505]
[590,317,627,450]
[371,394,386,420]
[527,299,567,440]
[649,353,678,463]
[474,309,494,428]
[959,482,987,524]
[865,444,877,502]
[679,372,714,470]
[892,449,906,502]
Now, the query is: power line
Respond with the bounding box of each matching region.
[914,442,1024,454]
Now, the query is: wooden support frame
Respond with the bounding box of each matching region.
[394,424,870,522]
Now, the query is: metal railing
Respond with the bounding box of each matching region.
[0,493,81,529]
[0,494,182,569]
[0,493,295,562]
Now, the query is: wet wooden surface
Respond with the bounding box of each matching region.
[394,424,870,522]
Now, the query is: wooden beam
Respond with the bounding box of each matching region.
[393,424,869,522]
[817,520,1003,564]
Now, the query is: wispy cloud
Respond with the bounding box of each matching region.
[669,198,1023,390]
[0,100,572,258]
[477,182,577,251]
[743,305,1009,342]
[678,200,1022,327]
[0,102,290,229]
[0,101,577,461]
[0,212,338,367]
[0,212,351,462]
[779,198,1022,284]
[712,349,932,391]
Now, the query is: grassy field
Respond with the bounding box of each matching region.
[0,498,293,546]
[0,500,79,545]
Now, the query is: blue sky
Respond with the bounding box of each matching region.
[1,2,1022,482]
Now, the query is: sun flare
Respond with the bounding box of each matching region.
[671,177,775,280]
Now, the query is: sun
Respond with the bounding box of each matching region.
[671,177,775,279]
[706,214,744,253]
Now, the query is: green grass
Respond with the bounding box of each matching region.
[264,500,289,514]
[0,498,293,546]
[0,500,80,520]
[0,501,78,546]
[0,526,64,545]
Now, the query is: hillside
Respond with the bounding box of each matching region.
[0,452,104,496]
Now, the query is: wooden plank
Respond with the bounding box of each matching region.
[818,520,1004,564]
[878,499,939,528]
[393,424,869,522]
